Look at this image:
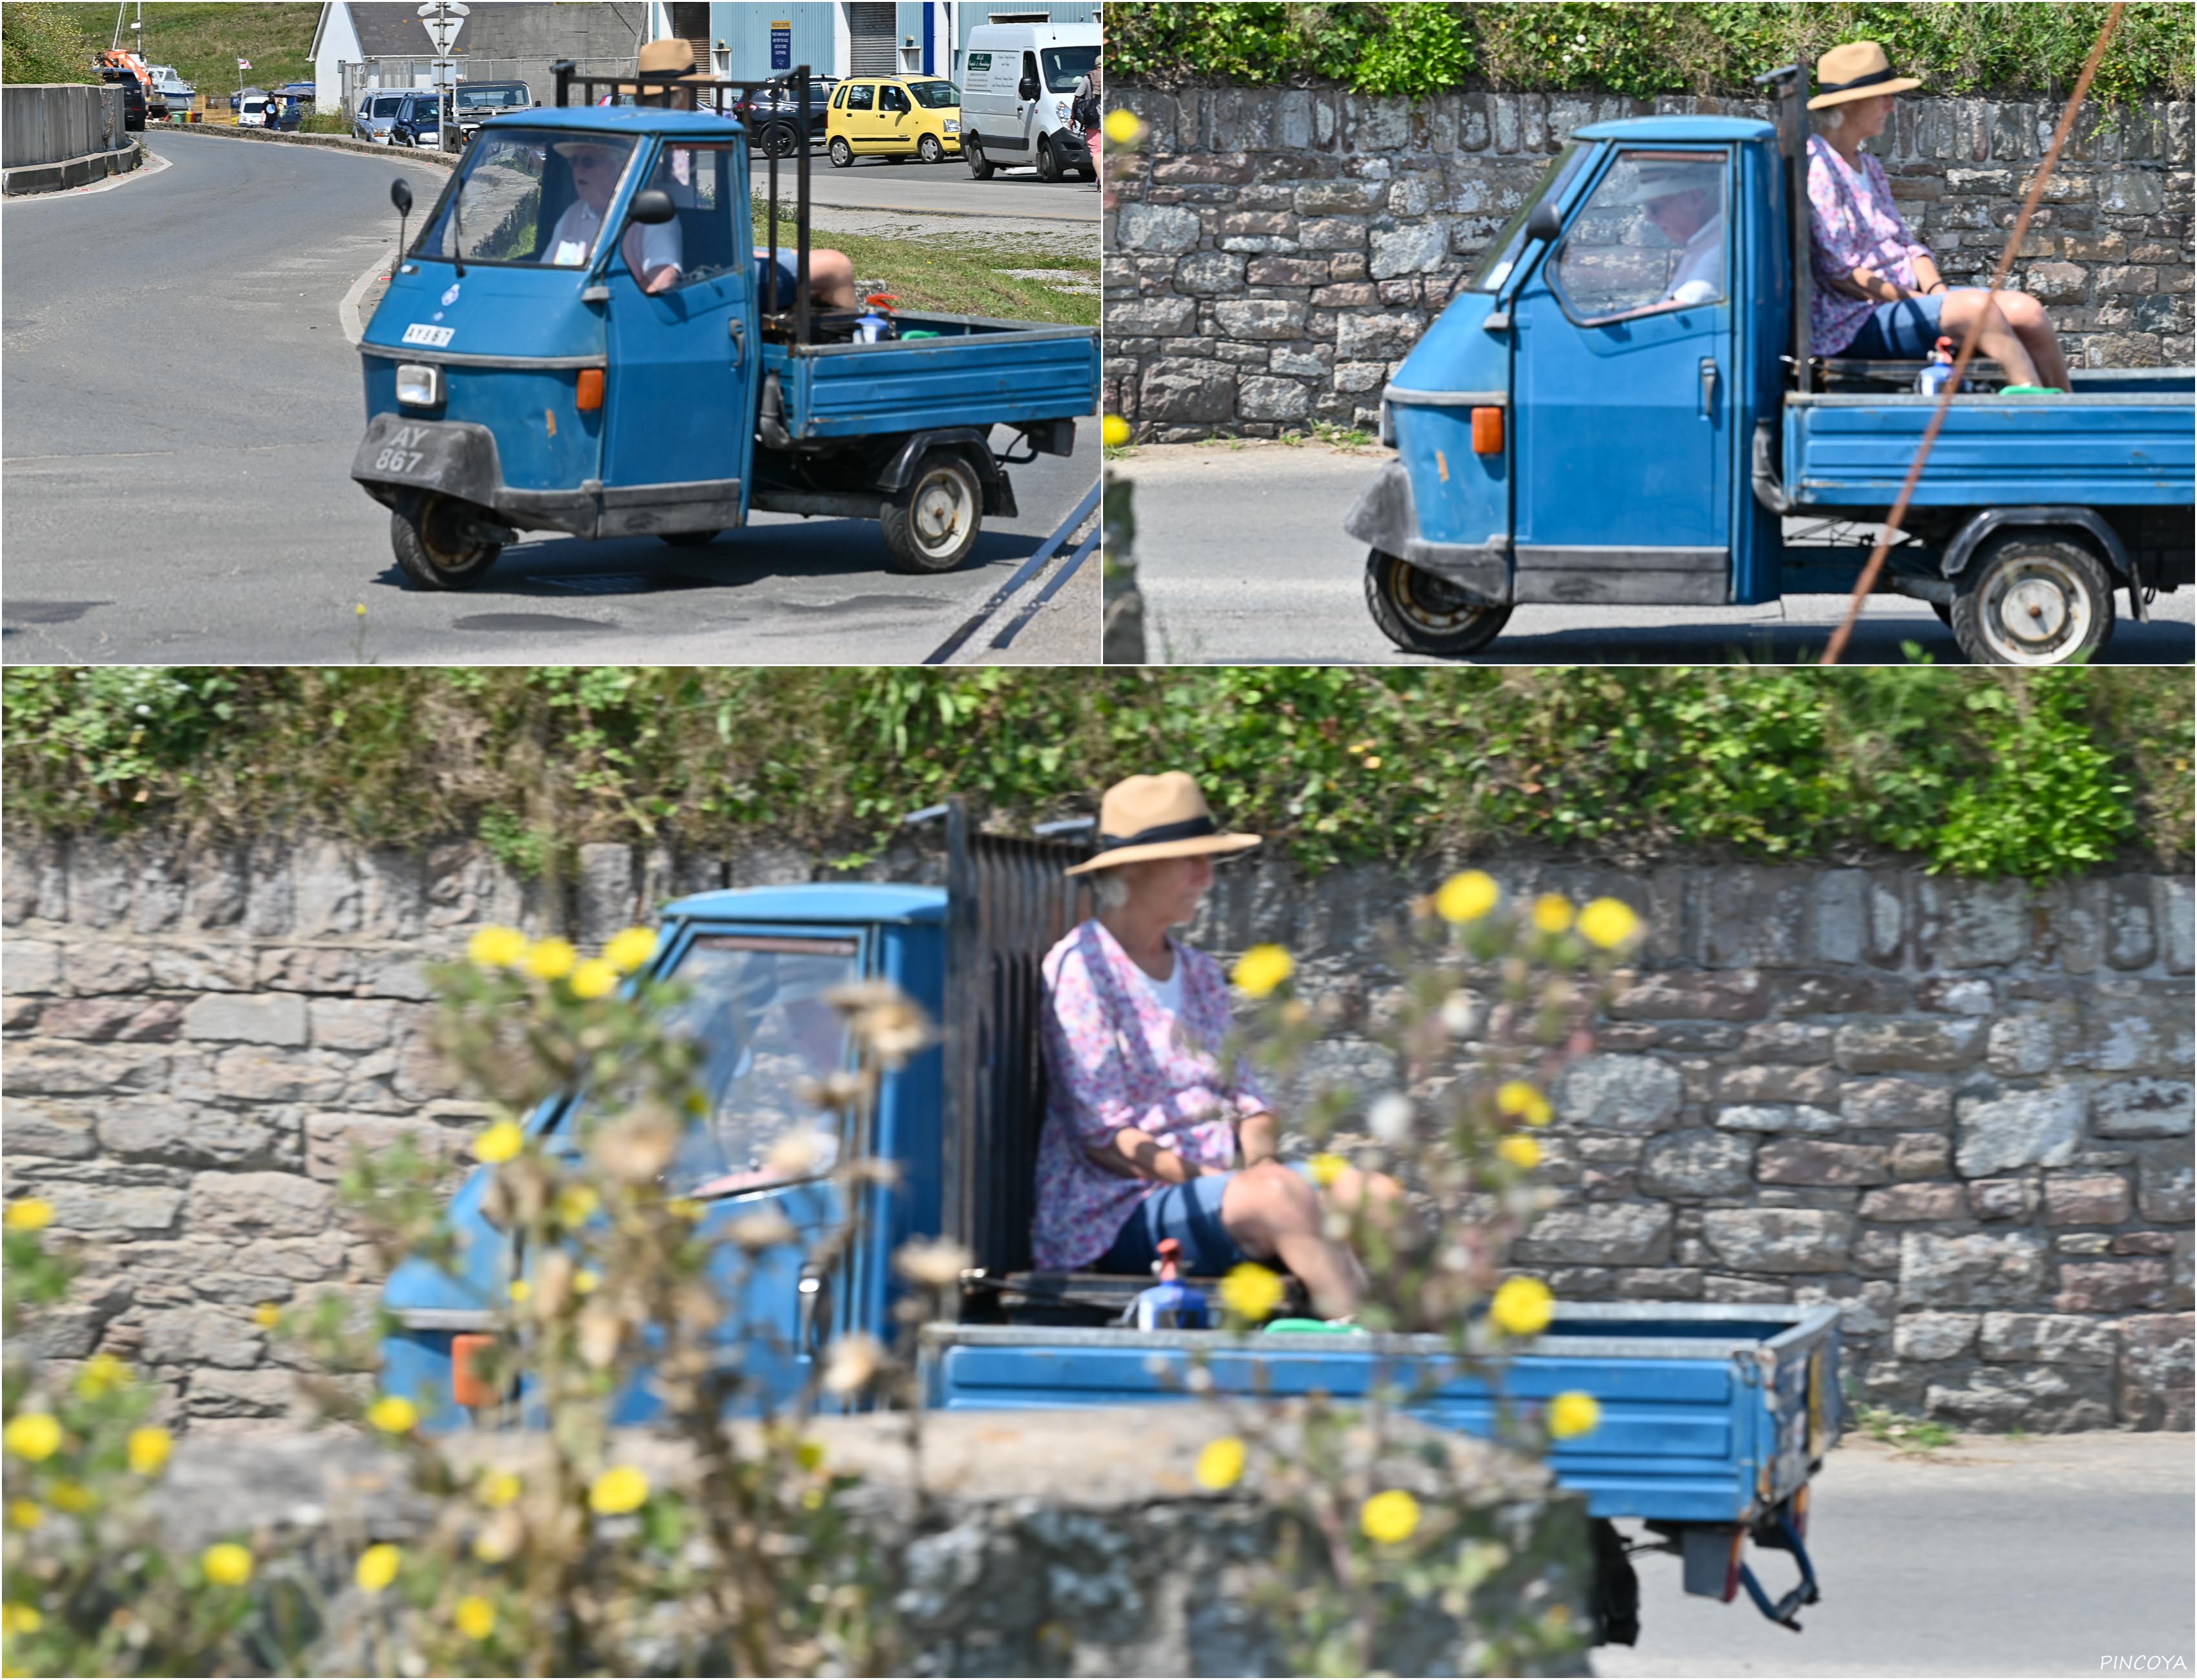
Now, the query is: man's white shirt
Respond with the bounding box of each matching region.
[1666,211,1725,306]
[544,198,682,281]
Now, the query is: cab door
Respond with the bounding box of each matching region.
[1015,49,1042,151]
[1509,145,1737,605]
[598,138,755,530]
[877,81,913,153]
[840,79,878,151]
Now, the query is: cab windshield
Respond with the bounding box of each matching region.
[907,79,960,109]
[412,129,638,266]
[654,935,863,1197]
[1469,143,1587,292]
[1040,46,1098,90]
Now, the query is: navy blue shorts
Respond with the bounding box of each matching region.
[1842,293,1947,359]
[1096,1162,1318,1277]
[753,253,799,302]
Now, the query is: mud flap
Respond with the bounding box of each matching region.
[1343,460,1511,606]
[1590,1518,1641,1646]
[353,415,505,508]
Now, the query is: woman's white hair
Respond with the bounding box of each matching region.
[1814,105,1847,132]
[1090,867,1131,911]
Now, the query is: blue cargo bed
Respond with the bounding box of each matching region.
[764,313,1100,441]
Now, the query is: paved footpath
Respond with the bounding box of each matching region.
[1121,442,2196,666]
[1,130,1094,665]
[1596,1432,2196,1677]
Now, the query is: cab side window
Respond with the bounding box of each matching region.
[620,143,740,291]
[879,85,909,114]
[843,83,874,112]
[1020,51,1040,94]
[1551,150,1727,322]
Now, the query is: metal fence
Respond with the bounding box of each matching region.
[338,56,634,123]
[1,84,126,169]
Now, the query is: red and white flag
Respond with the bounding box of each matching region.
[238,58,251,70]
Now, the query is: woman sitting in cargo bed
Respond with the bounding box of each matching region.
[1031,773,1402,1319]
[1805,40,2071,390]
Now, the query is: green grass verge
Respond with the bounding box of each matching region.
[14,3,319,92]
[754,206,1096,326]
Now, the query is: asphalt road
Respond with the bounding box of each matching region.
[1595,1432,2195,1678]
[1123,445,2197,666]
[1,130,1097,666]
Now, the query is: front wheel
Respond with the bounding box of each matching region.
[390,491,502,591]
[827,136,852,168]
[881,450,982,574]
[966,137,994,179]
[1950,531,2115,665]
[658,530,719,548]
[1363,549,1513,656]
[917,132,943,165]
[1035,136,1061,182]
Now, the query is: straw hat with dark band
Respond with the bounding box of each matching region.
[1062,773,1262,876]
[1807,41,1922,110]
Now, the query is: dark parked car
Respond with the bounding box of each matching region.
[390,91,442,148]
[101,69,147,131]
[732,77,837,157]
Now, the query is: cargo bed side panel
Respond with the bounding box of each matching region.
[768,320,1100,440]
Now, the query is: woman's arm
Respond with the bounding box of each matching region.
[1237,1110,1280,1165]
[1088,1127,1213,1183]
[1911,251,1949,295]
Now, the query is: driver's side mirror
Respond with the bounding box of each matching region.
[627,187,676,226]
[1525,200,1563,243]
[1018,76,1039,100]
[390,177,413,215]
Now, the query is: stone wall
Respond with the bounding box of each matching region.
[3,831,2191,1433]
[1103,88,2194,439]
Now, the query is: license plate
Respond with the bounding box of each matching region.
[401,322,455,348]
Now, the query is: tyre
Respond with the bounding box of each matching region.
[658,530,719,548]
[1363,549,1513,656]
[1950,530,2115,666]
[764,122,798,158]
[1035,135,1061,182]
[390,491,503,591]
[966,136,994,179]
[917,132,943,164]
[828,136,852,168]
[880,450,982,574]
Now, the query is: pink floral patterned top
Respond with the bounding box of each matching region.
[1806,136,1933,356]
[1031,919,1270,1270]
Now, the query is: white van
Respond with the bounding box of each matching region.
[958,16,1098,182]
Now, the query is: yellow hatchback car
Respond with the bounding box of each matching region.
[825,76,962,166]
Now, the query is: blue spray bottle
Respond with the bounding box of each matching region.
[1133,1237,1208,1331]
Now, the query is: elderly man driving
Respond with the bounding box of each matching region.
[1623,159,1726,308]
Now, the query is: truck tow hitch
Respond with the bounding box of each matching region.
[1737,1509,1821,1631]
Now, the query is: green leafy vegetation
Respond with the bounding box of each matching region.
[30,3,318,92]
[2,668,2185,879]
[1852,1403,1960,1453]
[753,204,1098,326]
[1,2,96,82]
[1105,3,2193,103]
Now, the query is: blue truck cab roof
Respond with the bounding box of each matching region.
[1571,115,1776,143]
[662,883,949,925]
[478,101,746,139]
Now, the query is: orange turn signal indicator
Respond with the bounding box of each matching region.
[576,368,605,412]
[450,1332,498,1408]
[1471,406,1504,455]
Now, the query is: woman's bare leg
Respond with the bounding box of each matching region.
[1221,1160,1360,1317]
[809,247,857,310]
[1937,289,2047,385]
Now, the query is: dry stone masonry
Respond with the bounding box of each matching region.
[1104,87,2194,439]
[3,833,2191,1434]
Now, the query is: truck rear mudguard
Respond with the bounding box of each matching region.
[1343,460,1513,605]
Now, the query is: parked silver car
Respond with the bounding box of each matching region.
[353,90,408,144]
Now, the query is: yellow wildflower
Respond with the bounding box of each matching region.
[589,1465,649,1515]
[1577,897,1641,950]
[794,1440,826,1473]
[1496,1080,1553,1126]
[6,1502,42,1531]
[473,1119,524,1164]
[1231,944,1294,998]
[1497,1135,1542,1170]
[454,1596,496,1641]
[1360,1489,1421,1546]
[1102,107,1142,145]
[1435,870,1499,924]
[1531,894,1575,934]
[201,1543,254,1587]
[1307,1152,1347,1189]
[466,925,528,969]
[1,1604,43,1636]
[48,1481,94,1514]
[4,1414,61,1462]
[366,1394,419,1435]
[1218,1263,1286,1322]
[355,1543,401,1595]
[76,1352,131,1398]
[3,1199,54,1233]
[556,1184,600,1226]
[666,1198,704,1223]
[523,938,576,981]
[253,1302,283,1331]
[573,1269,600,1296]
[603,926,657,974]
[1489,1276,1555,1338]
[1548,1391,1601,1440]
[479,1469,522,1509]
[1195,1437,1246,1490]
[1101,414,1132,448]
[569,958,619,1000]
[127,1426,173,1475]
[508,1279,531,1304]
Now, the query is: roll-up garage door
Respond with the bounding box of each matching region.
[848,3,897,74]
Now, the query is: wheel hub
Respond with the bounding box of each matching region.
[1999,576,2068,642]
[1981,556,2088,661]
[913,476,967,552]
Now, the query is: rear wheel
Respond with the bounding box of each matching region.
[390,491,502,591]
[966,136,994,179]
[764,122,798,158]
[1035,135,1061,182]
[827,136,852,168]
[1950,531,2114,666]
[917,132,944,164]
[881,450,982,574]
[658,530,719,548]
[1363,549,1512,656]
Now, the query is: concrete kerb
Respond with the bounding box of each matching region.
[1,138,142,197]
[0,145,169,204]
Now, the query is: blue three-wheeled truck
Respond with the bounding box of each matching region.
[352,62,1098,589]
[1351,64,2194,664]
[384,803,1842,1648]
